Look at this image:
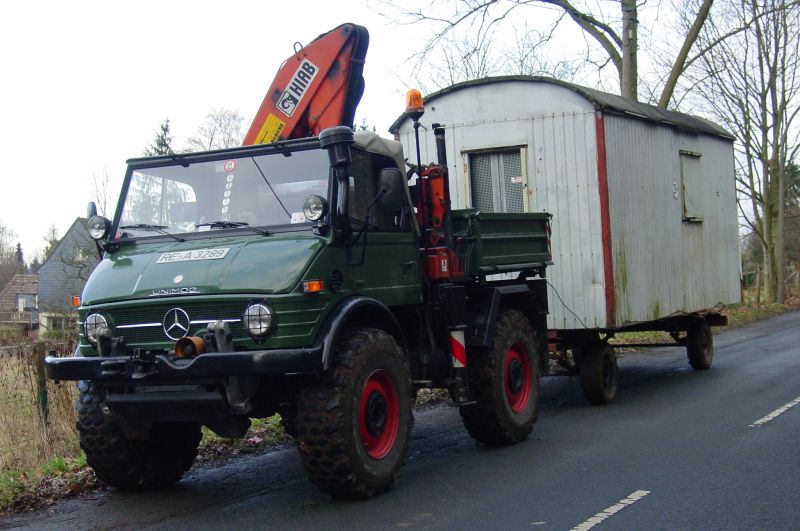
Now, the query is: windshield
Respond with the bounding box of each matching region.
[117,148,329,239]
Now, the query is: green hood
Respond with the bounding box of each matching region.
[81,234,324,305]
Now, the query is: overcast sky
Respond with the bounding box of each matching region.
[0,0,423,261]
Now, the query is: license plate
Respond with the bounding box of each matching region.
[156,248,230,264]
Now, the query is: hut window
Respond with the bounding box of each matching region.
[468,149,524,213]
[680,150,703,222]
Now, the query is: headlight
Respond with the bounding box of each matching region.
[87,215,111,240]
[84,313,108,343]
[242,304,274,338]
[302,195,328,222]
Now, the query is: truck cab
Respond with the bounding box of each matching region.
[47,127,552,498]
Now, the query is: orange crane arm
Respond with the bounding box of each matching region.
[243,23,369,145]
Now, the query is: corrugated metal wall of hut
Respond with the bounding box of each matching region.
[397,107,609,330]
[602,114,740,326]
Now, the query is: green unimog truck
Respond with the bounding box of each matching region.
[46,126,552,497]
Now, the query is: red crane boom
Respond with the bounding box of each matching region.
[243,23,369,145]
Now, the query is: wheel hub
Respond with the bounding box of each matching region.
[364,391,388,436]
[507,358,524,394]
[504,343,532,414]
[358,369,400,460]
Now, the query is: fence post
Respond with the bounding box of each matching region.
[34,341,48,428]
[755,267,762,306]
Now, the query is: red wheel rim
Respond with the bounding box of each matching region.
[504,342,532,413]
[358,369,400,459]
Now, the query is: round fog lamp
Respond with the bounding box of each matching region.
[302,195,328,222]
[87,215,111,240]
[243,304,273,338]
[84,313,108,343]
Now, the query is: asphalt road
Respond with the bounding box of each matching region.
[5,311,800,530]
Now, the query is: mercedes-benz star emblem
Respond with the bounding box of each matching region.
[163,308,190,340]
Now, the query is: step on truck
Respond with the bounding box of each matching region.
[45,92,554,496]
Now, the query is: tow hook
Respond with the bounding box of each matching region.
[131,349,158,380]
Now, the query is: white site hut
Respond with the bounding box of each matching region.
[390,76,740,331]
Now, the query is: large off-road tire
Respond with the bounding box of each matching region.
[687,319,714,370]
[76,381,201,490]
[295,328,413,498]
[578,341,618,405]
[459,309,541,445]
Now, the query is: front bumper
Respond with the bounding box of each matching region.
[44,344,323,383]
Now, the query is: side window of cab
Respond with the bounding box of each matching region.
[348,151,409,231]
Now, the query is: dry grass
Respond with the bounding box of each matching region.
[0,339,81,478]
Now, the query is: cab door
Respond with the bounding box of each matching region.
[345,151,422,306]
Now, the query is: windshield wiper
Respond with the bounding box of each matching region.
[119,223,185,242]
[195,220,270,235]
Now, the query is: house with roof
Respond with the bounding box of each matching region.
[36,217,100,335]
[0,273,39,334]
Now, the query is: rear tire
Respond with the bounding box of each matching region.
[459,309,540,445]
[578,342,618,405]
[76,381,201,490]
[295,328,413,498]
[687,319,714,370]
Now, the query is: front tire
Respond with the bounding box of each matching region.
[76,381,201,490]
[459,309,541,445]
[295,328,413,498]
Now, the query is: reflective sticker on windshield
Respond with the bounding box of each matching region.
[156,248,230,264]
[290,212,307,224]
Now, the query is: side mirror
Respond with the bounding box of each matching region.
[377,168,405,212]
[87,202,98,218]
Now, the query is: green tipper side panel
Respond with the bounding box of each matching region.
[452,209,552,274]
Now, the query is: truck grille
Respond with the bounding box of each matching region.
[109,301,248,346]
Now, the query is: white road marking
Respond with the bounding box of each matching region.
[749,396,800,427]
[570,490,651,531]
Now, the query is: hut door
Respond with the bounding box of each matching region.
[468,149,524,213]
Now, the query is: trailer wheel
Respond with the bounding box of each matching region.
[578,342,618,405]
[459,309,540,445]
[687,320,714,370]
[295,328,413,498]
[76,381,201,490]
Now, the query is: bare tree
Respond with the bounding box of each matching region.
[185,108,245,152]
[503,22,579,81]
[92,170,112,217]
[0,223,23,291]
[383,0,714,104]
[42,225,60,261]
[427,31,504,89]
[689,0,800,303]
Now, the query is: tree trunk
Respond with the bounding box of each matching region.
[621,0,638,100]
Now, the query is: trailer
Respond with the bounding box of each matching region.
[391,76,740,403]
